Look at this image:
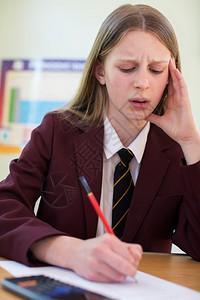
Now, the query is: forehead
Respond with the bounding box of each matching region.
[108,30,171,61]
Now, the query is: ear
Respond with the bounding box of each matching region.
[94,60,106,85]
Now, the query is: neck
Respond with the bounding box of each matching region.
[108,115,147,147]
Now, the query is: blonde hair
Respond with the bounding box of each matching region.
[61,4,181,126]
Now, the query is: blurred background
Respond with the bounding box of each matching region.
[0,0,199,252]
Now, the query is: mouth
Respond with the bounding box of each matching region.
[129,97,150,109]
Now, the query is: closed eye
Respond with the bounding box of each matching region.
[149,68,163,74]
[119,67,136,73]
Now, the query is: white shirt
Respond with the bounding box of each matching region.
[96,117,150,236]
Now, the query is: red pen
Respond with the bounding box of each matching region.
[79,176,115,235]
[79,176,139,283]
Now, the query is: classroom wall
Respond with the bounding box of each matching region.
[0,0,199,180]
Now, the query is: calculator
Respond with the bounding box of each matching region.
[1,275,112,299]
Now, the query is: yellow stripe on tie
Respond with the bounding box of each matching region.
[112,208,130,230]
[114,166,130,187]
[120,159,126,167]
[112,178,133,209]
[127,148,134,157]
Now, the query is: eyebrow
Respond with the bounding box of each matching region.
[116,58,169,64]
[150,59,169,64]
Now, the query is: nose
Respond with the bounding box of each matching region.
[133,67,149,90]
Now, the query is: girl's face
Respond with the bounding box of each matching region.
[95,30,171,125]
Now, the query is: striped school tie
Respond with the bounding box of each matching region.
[112,148,134,239]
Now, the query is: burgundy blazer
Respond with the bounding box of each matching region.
[0,112,200,265]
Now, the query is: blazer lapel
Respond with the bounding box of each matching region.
[123,125,171,242]
[74,125,104,238]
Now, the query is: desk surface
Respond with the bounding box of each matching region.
[0,253,199,299]
[138,253,200,292]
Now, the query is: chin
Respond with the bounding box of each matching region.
[127,111,149,122]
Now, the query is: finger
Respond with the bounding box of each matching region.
[146,113,163,128]
[169,59,189,102]
[127,244,143,261]
[167,69,174,98]
[174,68,188,99]
[89,235,136,277]
[168,59,180,97]
[167,59,175,98]
[84,259,127,283]
[93,235,141,279]
[102,245,137,278]
[99,240,138,278]
[111,237,137,264]
[126,244,142,268]
[95,261,127,283]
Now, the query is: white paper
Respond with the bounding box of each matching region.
[0,260,199,300]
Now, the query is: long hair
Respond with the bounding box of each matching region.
[60,4,181,126]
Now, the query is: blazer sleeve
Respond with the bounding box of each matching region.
[0,113,66,266]
[172,161,200,261]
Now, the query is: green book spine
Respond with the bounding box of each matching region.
[8,88,17,123]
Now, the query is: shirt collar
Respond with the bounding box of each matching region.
[104,117,150,164]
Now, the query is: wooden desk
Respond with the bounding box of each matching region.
[138,253,200,292]
[0,253,199,299]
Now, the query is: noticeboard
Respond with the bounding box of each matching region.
[0,59,85,153]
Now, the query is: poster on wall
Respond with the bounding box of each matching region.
[0,59,85,154]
